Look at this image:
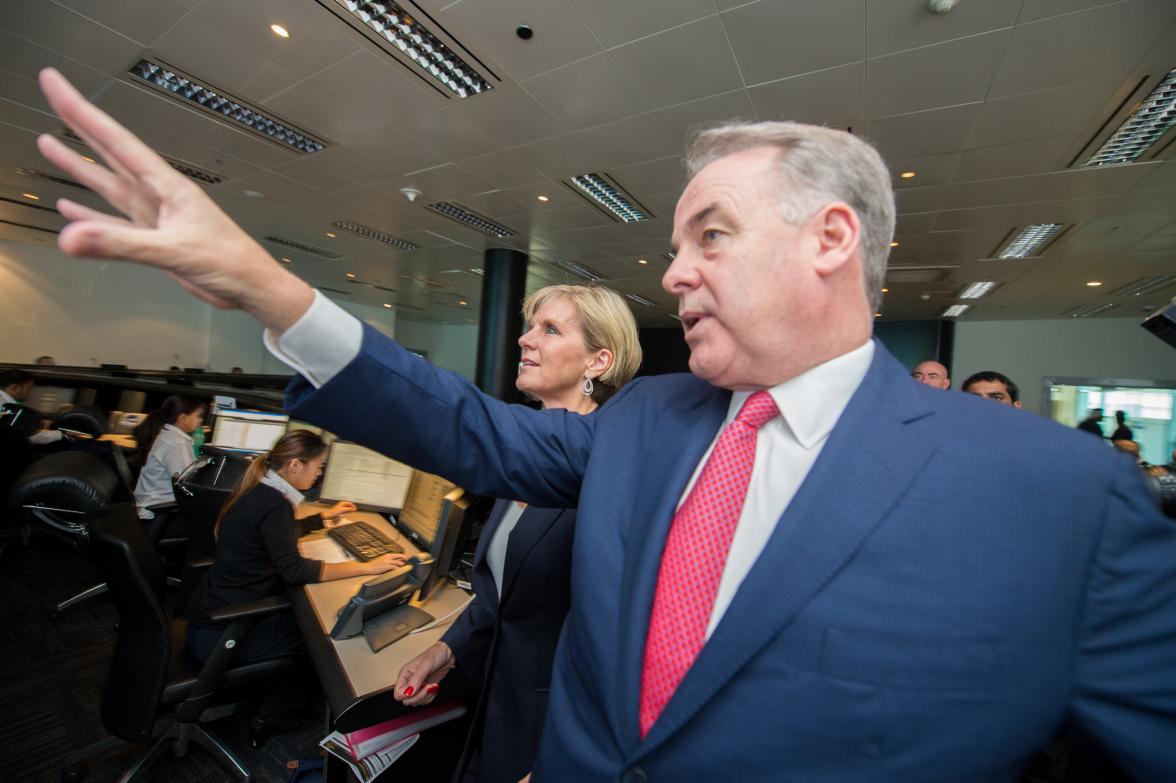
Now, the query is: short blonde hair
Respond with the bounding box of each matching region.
[522,284,642,405]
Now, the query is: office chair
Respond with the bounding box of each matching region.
[61,503,296,783]
[50,405,108,438]
[0,425,37,559]
[171,453,249,615]
[0,402,43,436]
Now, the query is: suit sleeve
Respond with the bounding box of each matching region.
[442,589,497,681]
[1072,458,1176,779]
[297,513,325,537]
[283,324,635,509]
[260,504,322,586]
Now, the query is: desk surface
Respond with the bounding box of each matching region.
[290,507,471,732]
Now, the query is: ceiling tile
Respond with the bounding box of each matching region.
[1030,164,1158,203]
[865,0,1022,57]
[394,107,502,161]
[521,52,650,130]
[609,156,686,198]
[866,30,1010,118]
[651,90,757,152]
[894,185,946,214]
[50,0,192,48]
[95,79,215,143]
[0,97,63,136]
[568,0,715,49]
[609,15,744,110]
[335,127,447,183]
[863,103,980,158]
[885,152,961,188]
[1013,197,1115,226]
[721,0,864,86]
[274,149,362,194]
[933,205,1019,232]
[441,0,602,82]
[989,0,1176,98]
[456,189,529,218]
[192,122,303,170]
[497,181,580,212]
[0,0,144,74]
[954,135,1074,181]
[457,149,548,189]
[1131,161,1176,194]
[371,163,494,202]
[573,114,678,168]
[1018,0,1125,25]
[447,83,565,146]
[942,175,1042,210]
[748,62,864,128]
[969,74,1130,149]
[152,12,302,104]
[192,0,362,80]
[0,30,113,113]
[510,134,605,179]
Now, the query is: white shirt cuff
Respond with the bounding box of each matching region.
[263,290,363,389]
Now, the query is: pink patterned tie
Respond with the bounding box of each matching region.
[639,390,779,738]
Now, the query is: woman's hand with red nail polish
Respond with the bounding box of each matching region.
[394,641,455,706]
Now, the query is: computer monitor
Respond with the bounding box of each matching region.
[318,441,413,513]
[208,408,289,453]
[392,472,470,601]
[24,385,77,416]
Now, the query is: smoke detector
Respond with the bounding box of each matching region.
[400,187,422,203]
[929,0,961,14]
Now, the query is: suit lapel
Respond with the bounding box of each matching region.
[635,344,939,755]
[499,506,563,602]
[616,386,731,748]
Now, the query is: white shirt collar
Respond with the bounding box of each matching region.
[260,468,305,509]
[726,340,875,450]
[0,388,17,406]
[162,423,192,441]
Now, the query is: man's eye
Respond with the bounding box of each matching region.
[703,229,721,244]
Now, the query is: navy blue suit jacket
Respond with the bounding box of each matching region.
[287,326,1176,782]
[442,499,575,783]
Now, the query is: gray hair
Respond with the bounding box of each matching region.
[684,121,895,312]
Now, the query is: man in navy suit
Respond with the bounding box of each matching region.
[35,69,1176,782]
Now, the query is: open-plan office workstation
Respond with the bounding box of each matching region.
[2,0,1176,781]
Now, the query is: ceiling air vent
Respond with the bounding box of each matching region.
[262,236,344,260]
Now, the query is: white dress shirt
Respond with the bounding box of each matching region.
[265,291,874,633]
[0,388,63,444]
[260,468,306,510]
[133,424,196,518]
[0,388,16,407]
[486,501,527,597]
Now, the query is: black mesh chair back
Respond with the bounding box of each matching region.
[0,403,43,436]
[51,405,108,438]
[8,451,117,539]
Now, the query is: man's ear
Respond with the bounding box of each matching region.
[811,201,861,277]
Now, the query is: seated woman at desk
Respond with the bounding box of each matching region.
[185,429,407,743]
[132,394,205,541]
[395,284,641,783]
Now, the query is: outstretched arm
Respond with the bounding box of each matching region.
[35,68,313,333]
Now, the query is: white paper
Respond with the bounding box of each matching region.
[320,732,418,782]
[298,536,355,563]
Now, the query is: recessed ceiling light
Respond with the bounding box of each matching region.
[346,272,356,278]
[958,281,998,299]
[566,173,651,223]
[270,23,290,38]
[993,223,1067,259]
[21,192,39,200]
[889,241,899,247]
[941,304,971,318]
[81,156,95,164]
[881,287,889,293]
[637,258,648,265]
[383,303,392,308]
[129,59,324,154]
[537,195,549,202]
[458,299,468,306]
[325,232,336,238]
[1083,67,1176,167]
[900,171,917,179]
[874,312,882,317]
[328,0,492,99]
[280,257,291,264]
[1086,280,1102,287]
[243,190,265,199]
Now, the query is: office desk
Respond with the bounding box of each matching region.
[97,433,137,450]
[289,507,471,780]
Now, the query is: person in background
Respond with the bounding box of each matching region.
[1077,408,1105,439]
[34,355,56,366]
[1110,410,1133,442]
[0,368,65,445]
[230,366,244,374]
[132,395,205,540]
[395,284,642,783]
[184,429,405,744]
[911,359,950,389]
[961,370,1022,409]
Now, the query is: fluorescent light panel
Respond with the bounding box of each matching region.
[426,201,516,238]
[128,59,325,154]
[566,174,651,223]
[262,235,344,260]
[333,0,491,98]
[332,220,418,251]
[1110,276,1176,297]
[941,304,971,318]
[551,260,607,282]
[958,281,999,300]
[1084,68,1176,167]
[625,293,656,307]
[994,224,1066,259]
[1067,302,1118,318]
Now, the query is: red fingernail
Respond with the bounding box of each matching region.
[426,684,439,694]
[404,686,415,697]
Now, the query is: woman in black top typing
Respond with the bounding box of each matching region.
[185,429,405,744]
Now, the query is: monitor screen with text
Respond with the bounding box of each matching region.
[319,441,414,513]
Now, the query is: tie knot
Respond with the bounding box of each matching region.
[735,390,778,431]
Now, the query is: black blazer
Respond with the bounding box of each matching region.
[441,499,575,783]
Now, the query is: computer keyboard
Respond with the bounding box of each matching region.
[328,520,404,561]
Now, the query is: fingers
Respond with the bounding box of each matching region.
[57,198,129,227]
[37,134,128,209]
[57,218,166,263]
[38,68,174,184]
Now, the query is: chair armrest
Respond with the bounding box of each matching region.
[146,501,178,513]
[188,557,214,571]
[208,595,290,623]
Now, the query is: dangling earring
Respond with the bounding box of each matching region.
[581,376,594,397]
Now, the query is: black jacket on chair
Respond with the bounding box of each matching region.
[442,499,575,783]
